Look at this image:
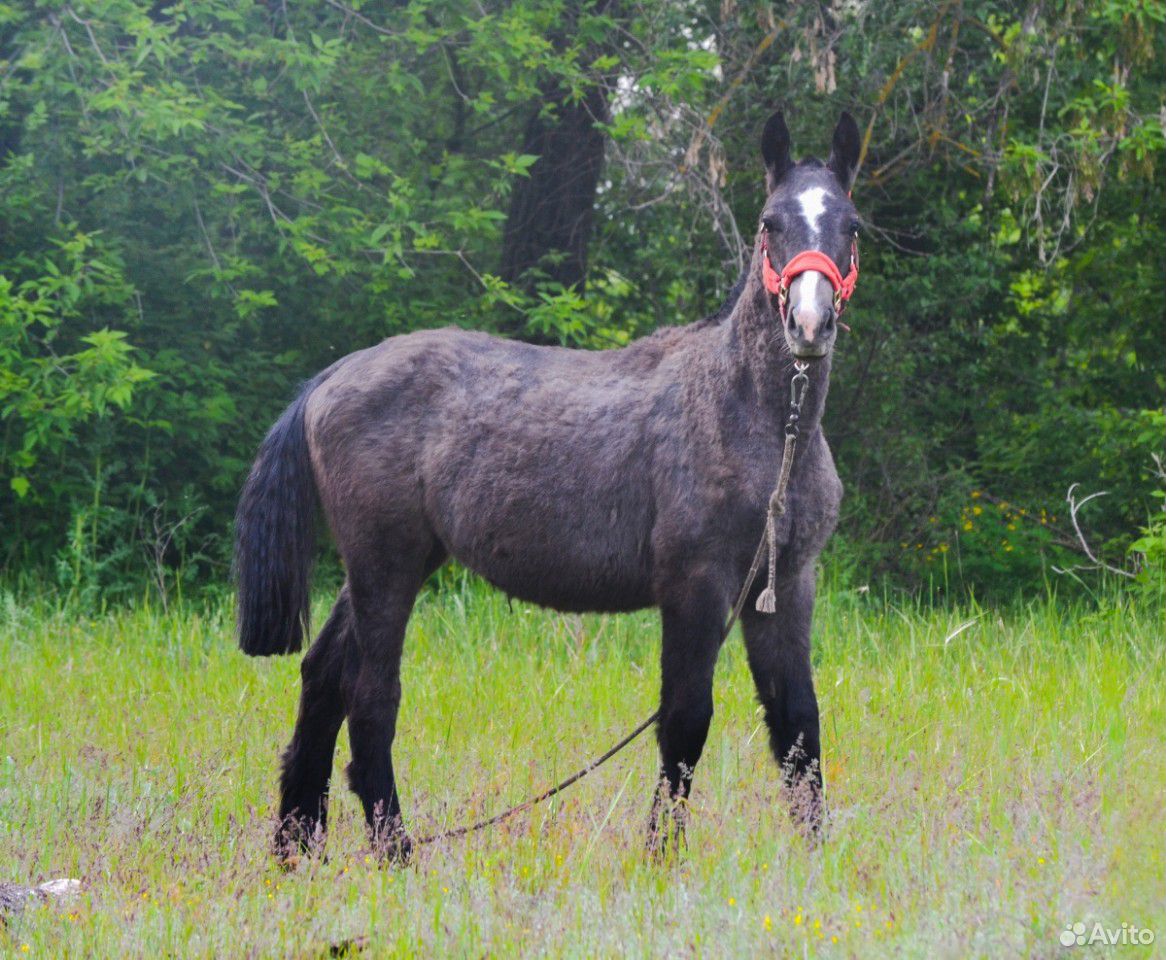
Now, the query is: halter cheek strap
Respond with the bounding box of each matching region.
[762,237,860,319]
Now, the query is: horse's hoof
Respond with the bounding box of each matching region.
[644,830,685,864]
[782,773,825,842]
[644,826,665,862]
[370,825,413,867]
[274,814,325,867]
[383,833,414,866]
[797,803,827,847]
[644,802,688,864]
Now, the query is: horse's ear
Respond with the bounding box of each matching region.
[761,111,792,193]
[827,111,861,191]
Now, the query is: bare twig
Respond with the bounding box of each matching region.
[322,0,400,38]
[192,198,222,271]
[141,505,206,611]
[1052,483,1137,579]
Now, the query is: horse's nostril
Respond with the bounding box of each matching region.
[823,309,836,332]
[786,312,797,333]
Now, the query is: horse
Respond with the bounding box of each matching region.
[235,109,862,861]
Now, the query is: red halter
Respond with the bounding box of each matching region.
[762,235,859,322]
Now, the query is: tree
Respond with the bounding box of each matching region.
[499,82,608,299]
[0,0,1161,599]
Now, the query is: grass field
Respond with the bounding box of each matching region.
[1,580,1163,958]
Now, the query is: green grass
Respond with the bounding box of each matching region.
[1,582,1162,958]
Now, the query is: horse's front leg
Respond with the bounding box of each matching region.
[647,583,727,858]
[740,565,824,834]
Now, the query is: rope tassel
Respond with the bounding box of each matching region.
[755,512,779,613]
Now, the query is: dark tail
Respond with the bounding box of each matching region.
[235,378,320,656]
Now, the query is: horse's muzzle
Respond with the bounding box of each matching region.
[785,303,836,358]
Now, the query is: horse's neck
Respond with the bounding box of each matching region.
[721,277,831,436]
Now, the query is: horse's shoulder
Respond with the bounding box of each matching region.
[786,431,842,551]
[809,431,842,500]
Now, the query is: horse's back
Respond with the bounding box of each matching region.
[305,327,675,611]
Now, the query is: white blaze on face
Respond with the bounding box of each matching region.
[790,270,827,338]
[798,186,829,242]
[788,186,832,335]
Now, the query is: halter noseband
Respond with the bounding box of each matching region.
[761,235,859,322]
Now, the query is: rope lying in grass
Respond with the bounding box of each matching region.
[413,712,660,845]
[414,381,808,846]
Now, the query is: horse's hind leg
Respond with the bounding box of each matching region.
[276,587,354,861]
[344,551,436,862]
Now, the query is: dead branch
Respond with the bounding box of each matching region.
[1052,483,1138,579]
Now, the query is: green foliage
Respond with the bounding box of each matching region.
[1127,464,1166,601]
[0,0,1161,599]
[0,233,151,497]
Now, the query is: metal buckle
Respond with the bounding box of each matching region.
[790,360,810,407]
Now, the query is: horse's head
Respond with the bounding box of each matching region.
[757,110,861,361]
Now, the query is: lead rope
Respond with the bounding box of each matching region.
[413,362,810,847]
[755,361,810,613]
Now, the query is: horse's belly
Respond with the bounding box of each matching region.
[436,479,655,613]
[475,553,652,613]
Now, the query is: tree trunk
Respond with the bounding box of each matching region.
[498,83,608,303]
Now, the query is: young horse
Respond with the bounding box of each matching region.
[236,110,862,860]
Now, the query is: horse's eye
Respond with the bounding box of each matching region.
[762,217,781,234]
[848,220,861,236]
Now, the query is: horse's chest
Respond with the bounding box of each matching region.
[669,434,842,573]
